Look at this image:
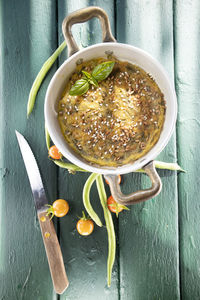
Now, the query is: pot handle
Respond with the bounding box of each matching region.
[104,161,162,206]
[62,6,116,57]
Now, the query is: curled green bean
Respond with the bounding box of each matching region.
[53,160,87,173]
[54,159,184,174]
[96,174,116,287]
[135,161,185,173]
[45,125,51,150]
[27,41,66,117]
[83,173,103,227]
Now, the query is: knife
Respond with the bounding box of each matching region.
[15,130,69,294]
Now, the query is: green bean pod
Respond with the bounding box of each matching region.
[135,161,185,173]
[45,125,51,150]
[83,173,103,227]
[27,41,66,117]
[96,174,116,287]
[53,160,87,173]
[154,160,185,172]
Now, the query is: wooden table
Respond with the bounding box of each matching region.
[1,0,199,299]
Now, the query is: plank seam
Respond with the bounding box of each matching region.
[114,1,121,299]
[56,2,60,300]
[173,0,182,299]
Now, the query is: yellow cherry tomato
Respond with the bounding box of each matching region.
[107,195,129,217]
[107,195,123,214]
[48,145,62,160]
[77,211,94,236]
[46,199,69,219]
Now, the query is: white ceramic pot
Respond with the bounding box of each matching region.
[45,7,177,205]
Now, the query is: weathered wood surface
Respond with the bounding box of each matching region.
[58,1,119,300]
[174,0,200,299]
[0,0,199,299]
[117,1,180,299]
[0,0,58,299]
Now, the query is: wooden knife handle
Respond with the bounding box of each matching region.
[38,210,69,294]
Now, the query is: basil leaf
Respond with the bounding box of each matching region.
[92,61,115,82]
[69,61,115,96]
[88,77,98,87]
[69,78,89,96]
[82,70,92,80]
[82,71,98,87]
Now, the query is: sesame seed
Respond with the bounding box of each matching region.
[59,59,166,166]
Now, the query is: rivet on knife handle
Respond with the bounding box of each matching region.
[38,210,69,294]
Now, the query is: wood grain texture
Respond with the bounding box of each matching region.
[1,0,200,299]
[116,0,180,299]
[0,0,58,299]
[174,0,200,298]
[57,1,119,299]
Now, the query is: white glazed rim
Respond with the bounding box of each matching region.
[45,42,177,175]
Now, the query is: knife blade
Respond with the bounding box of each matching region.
[16,131,48,211]
[16,130,69,294]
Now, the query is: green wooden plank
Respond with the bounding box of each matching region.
[117,1,180,299]
[174,1,200,299]
[57,1,119,299]
[0,0,58,299]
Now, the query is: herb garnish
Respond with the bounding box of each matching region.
[68,78,90,96]
[91,61,115,81]
[69,61,115,96]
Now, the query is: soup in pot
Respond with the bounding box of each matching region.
[58,57,166,166]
